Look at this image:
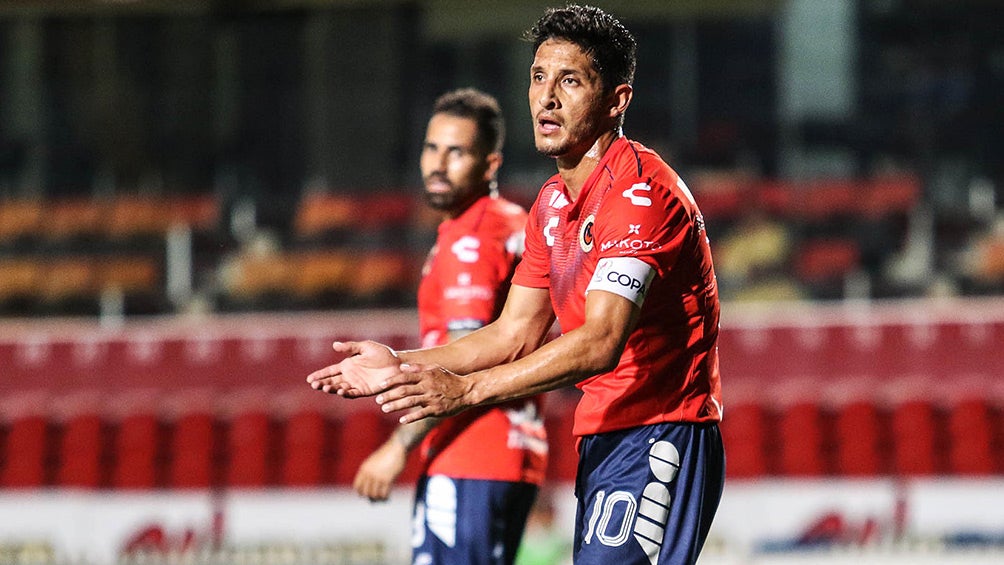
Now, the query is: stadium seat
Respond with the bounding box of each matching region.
[333,411,392,484]
[280,409,331,487]
[293,192,361,241]
[890,400,940,476]
[794,239,861,283]
[833,400,885,476]
[292,251,355,302]
[776,402,828,476]
[348,251,416,304]
[0,199,44,243]
[0,415,51,488]
[38,257,97,306]
[43,198,107,242]
[56,413,106,488]
[224,410,274,488]
[946,398,996,475]
[111,413,163,489]
[97,256,161,295]
[104,196,169,240]
[168,411,218,488]
[720,402,769,478]
[0,259,42,305]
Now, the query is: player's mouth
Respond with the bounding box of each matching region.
[536,114,561,135]
[425,176,452,194]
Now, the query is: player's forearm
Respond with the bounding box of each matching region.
[397,317,547,375]
[392,417,441,451]
[465,319,626,406]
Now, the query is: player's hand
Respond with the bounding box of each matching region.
[376,364,474,424]
[306,340,402,398]
[352,438,407,502]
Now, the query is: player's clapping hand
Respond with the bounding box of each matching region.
[306,340,402,398]
[376,363,474,424]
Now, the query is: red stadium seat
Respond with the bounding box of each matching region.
[112,413,163,489]
[56,413,106,488]
[721,402,769,478]
[890,400,941,476]
[1,415,51,488]
[833,401,885,476]
[280,409,331,487]
[333,411,393,485]
[225,410,274,488]
[168,411,218,488]
[777,402,828,476]
[946,398,996,475]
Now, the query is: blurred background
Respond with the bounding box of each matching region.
[0,0,1002,564]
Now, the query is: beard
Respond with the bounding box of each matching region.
[423,189,458,211]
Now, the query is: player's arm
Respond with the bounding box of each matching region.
[377,285,641,423]
[352,417,439,502]
[398,283,556,374]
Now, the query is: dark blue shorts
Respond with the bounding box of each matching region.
[573,422,725,565]
[411,474,538,565]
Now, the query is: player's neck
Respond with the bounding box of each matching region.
[556,129,620,201]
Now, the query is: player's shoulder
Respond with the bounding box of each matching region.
[482,195,529,232]
[611,138,679,185]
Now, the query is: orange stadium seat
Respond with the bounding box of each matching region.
[349,251,416,302]
[776,402,828,476]
[224,410,274,488]
[1,415,51,488]
[293,192,361,240]
[0,199,44,243]
[166,194,221,232]
[112,413,163,489]
[946,398,996,475]
[721,402,770,478]
[0,259,43,303]
[833,401,885,476]
[97,256,161,295]
[168,411,218,488]
[104,196,170,240]
[292,251,355,301]
[38,257,97,305]
[56,413,106,488]
[890,400,941,476]
[43,198,107,242]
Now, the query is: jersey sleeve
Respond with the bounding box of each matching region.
[511,191,551,289]
[593,174,693,277]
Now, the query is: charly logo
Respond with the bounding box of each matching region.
[579,214,595,252]
[622,183,653,207]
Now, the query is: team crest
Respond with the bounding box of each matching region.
[579,214,595,252]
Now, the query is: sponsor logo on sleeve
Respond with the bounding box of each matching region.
[622,182,653,207]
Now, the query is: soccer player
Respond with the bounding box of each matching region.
[308,6,724,564]
[348,88,548,565]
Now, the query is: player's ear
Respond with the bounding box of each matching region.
[608,84,633,120]
[484,151,503,183]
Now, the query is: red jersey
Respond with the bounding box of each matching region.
[417,195,547,484]
[512,137,723,436]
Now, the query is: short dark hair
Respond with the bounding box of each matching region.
[523,4,637,93]
[431,88,505,155]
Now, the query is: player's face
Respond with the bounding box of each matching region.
[529,38,611,160]
[420,113,494,215]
